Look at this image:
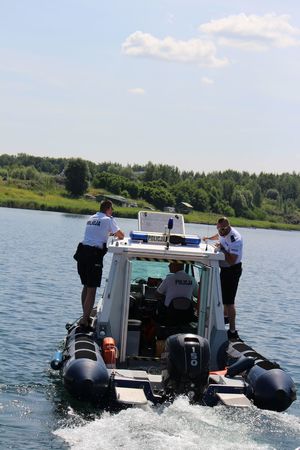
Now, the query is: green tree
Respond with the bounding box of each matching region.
[253,184,262,207]
[242,189,253,209]
[192,188,209,211]
[64,158,89,196]
[208,186,222,213]
[222,179,235,202]
[231,189,248,217]
[171,180,193,204]
[266,188,279,200]
[141,186,175,209]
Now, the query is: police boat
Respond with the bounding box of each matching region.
[51,211,296,411]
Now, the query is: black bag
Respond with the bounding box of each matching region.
[73,242,107,261]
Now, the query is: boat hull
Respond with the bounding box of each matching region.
[53,328,296,411]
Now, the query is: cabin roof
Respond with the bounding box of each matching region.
[108,237,224,263]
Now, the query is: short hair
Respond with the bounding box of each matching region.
[169,262,184,272]
[217,216,229,226]
[100,199,113,213]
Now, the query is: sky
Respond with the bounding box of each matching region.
[1,0,300,174]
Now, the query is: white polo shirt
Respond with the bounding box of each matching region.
[157,270,198,307]
[219,227,243,267]
[82,212,119,248]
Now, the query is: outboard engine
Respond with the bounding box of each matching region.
[62,327,110,402]
[162,334,210,401]
[246,365,297,412]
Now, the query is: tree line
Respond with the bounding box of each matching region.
[1,153,300,224]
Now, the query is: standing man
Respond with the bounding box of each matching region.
[203,217,243,340]
[74,200,124,329]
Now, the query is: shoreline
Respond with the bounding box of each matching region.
[1,203,300,232]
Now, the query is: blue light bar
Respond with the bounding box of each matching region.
[183,236,201,246]
[130,231,166,243]
[130,231,200,246]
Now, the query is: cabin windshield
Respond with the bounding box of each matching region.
[128,258,204,319]
[124,258,208,358]
[131,260,169,286]
[130,259,204,293]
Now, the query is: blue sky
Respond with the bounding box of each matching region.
[1,0,300,174]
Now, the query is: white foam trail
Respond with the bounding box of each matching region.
[53,397,287,450]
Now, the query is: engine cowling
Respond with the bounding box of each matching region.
[162,333,210,400]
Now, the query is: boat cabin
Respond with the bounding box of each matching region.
[95,211,228,371]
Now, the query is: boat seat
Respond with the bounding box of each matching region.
[155,297,196,339]
[164,297,195,326]
[156,323,198,340]
[170,297,192,310]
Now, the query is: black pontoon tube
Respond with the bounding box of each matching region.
[62,326,110,402]
[229,341,297,411]
[246,365,296,412]
[226,356,255,377]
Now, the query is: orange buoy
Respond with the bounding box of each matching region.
[102,337,118,368]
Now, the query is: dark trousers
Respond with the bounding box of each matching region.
[220,263,242,305]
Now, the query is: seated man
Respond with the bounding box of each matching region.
[155,262,198,325]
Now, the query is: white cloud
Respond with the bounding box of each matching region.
[122,31,228,68]
[199,13,300,51]
[201,77,214,85]
[128,87,145,95]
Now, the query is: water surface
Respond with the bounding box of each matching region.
[0,207,299,449]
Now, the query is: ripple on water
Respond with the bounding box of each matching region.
[1,210,300,450]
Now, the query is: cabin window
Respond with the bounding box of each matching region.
[129,259,201,310]
[131,260,169,285]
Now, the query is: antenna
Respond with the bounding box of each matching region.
[166,217,173,249]
[205,217,210,251]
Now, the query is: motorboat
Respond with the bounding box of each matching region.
[51,211,296,411]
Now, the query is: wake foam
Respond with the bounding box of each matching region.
[54,396,300,450]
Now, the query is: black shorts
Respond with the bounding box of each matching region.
[74,243,107,288]
[220,263,242,305]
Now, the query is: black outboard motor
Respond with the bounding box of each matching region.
[162,334,210,401]
[246,365,297,412]
[63,328,110,402]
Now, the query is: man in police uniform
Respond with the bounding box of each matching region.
[74,200,124,329]
[203,217,243,340]
[155,262,198,324]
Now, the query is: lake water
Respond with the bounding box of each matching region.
[0,207,300,450]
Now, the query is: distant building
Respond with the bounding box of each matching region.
[84,193,96,201]
[176,202,193,214]
[95,194,130,207]
[164,206,176,213]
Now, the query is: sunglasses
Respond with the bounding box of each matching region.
[217,226,229,232]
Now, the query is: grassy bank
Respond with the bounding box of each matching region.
[1,183,300,231]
